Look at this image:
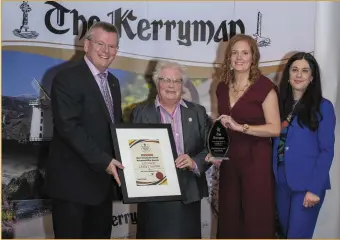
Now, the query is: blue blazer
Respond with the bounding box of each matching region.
[272,98,336,196]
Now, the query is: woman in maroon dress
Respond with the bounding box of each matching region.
[207,34,281,238]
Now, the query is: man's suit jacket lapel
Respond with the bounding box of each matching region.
[180,105,194,153]
[107,74,121,122]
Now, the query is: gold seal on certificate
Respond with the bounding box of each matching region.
[129,139,168,186]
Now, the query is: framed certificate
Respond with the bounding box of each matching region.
[111,123,183,204]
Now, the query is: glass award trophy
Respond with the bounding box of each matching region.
[207,120,230,160]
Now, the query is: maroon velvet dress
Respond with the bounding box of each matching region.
[216,75,276,238]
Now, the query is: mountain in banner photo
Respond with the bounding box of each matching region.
[2,50,206,117]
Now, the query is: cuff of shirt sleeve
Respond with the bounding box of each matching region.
[192,161,200,175]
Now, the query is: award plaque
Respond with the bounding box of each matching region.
[207,120,230,160]
[110,123,184,204]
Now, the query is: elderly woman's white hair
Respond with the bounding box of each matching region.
[152,60,189,86]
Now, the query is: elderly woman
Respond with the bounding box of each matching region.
[273,52,336,238]
[131,61,212,238]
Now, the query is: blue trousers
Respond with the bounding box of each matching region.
[276,163,325,238]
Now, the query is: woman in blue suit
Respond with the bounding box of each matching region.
[273,52,336,238]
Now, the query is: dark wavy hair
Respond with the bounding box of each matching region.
[279,52,323,131]
[220,34,261,85]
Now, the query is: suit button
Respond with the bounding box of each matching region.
[285,147,289,151]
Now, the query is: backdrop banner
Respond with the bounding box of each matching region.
[2,1,316,238]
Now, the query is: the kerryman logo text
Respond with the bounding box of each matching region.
[112,212,137,226]
[44,1,245,46]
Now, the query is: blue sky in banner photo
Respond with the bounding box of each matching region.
[2,51,136,97]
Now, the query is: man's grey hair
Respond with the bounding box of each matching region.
[85,21,120,44]
[152,60,188,86]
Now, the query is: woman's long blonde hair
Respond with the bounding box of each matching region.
[220,34,261,85]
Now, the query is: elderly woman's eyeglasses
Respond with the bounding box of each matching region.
[158,77,183,85]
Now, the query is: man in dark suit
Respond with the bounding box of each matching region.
[46,22,124,238]
[131,61,212,238]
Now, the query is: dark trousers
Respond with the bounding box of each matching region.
[136,200,201,239]
[51,197,112,239]
[276,163,325,238]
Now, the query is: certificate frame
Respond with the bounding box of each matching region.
[111,123,183,204]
